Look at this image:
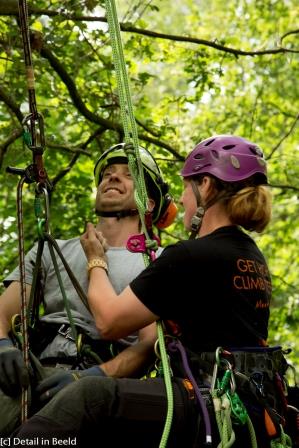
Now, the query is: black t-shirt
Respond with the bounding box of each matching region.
[130,226,271,352]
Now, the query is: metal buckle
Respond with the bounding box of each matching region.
[58,324,75,342]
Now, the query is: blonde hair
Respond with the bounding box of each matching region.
[227,185,272,232]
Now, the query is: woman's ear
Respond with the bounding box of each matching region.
[202,176,215,192]
[147,198,155,212]
[199,176,215,205]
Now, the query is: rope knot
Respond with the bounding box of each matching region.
[145,239,158,251]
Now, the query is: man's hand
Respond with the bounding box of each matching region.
[36,365,106,403]
[80,222,109,261]
[0,338,30,396]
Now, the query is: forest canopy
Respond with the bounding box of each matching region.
[0,0,298,364]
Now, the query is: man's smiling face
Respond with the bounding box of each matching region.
[95,163,136,212]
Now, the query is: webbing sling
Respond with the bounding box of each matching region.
[104,2,174,446]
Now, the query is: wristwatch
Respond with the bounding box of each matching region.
[87,258,108,276]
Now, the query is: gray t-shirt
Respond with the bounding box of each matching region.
[5,237,162,358]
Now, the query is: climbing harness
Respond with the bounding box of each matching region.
[104,1,174,446]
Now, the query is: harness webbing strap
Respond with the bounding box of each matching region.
[44,233,89,310]
[27,237,44,327]
[47,243,78,343]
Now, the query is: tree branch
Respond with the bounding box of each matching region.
[119,24,299,56]
[270,184,299,192]
[280,28,299,44]
[46,143,91,157]
[0,85,23,123]
[50,126,106,186]
[51,152,80,187]
[267,113,299,159]
[40,45,115,129]
[2,3,298,56]
[0,128,23,168]
[39,45,182,159]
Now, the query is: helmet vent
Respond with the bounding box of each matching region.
[204,138,216,146]
[257,158,266,167]
[222,144,236,150]
[194,163,211,172]
[194,153,204,160]
[211,150,219,159]
[249,146,263,157]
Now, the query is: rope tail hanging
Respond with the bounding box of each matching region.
[15,177,30,423]
[104,2,174,446]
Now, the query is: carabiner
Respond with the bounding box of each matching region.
[210,362,219,394]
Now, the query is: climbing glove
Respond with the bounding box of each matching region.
[0,338,30,396]
[36,365,106,403]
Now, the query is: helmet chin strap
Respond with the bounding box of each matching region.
[189,179,229,239]
[189,180,205,239]
[95,209,139,219]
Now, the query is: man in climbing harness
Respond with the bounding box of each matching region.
[12,135,295,447]
[0,143,176,436]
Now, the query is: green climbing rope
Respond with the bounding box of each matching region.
[270,425,292,448]
[104,0,151,244]
[104,2,174,446]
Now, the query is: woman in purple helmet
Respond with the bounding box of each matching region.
[12,136,290,447]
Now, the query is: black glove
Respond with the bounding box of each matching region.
[0,338,30,396]
[36,365,106,403]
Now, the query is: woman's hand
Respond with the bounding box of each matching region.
[80,222,109,261]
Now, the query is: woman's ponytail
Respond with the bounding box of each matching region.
[227,185,272,232]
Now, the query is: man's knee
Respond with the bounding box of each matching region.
[38,376,118,426]
[78,376,119,420]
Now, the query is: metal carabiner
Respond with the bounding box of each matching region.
[35,185,51,237]
[215,346,224,367]
[210,361,219,394]
[212,358,236,397]
[11,314,23,347]
[227,361,236,395]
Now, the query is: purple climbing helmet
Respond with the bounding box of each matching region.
[181,135,267,183]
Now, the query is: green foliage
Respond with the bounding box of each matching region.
[0,0,298,364]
